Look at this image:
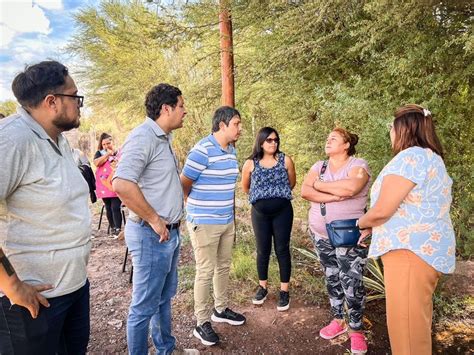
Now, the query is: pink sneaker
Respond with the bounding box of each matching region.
[319,319,348,339]
[349,332,368,354]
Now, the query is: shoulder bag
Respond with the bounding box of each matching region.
[319,160,361,247]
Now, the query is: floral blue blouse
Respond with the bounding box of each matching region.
[368,147,456,274]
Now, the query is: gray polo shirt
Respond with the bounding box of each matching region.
[0,108,91,298]
[113,117,184,223]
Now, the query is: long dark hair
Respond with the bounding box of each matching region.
[392,104,443,157]
[248,127,281,160]
[97,133,112,151]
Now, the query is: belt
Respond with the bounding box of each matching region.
[128,215,180,230]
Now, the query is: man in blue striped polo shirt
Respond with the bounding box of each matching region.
[181,106,245,346]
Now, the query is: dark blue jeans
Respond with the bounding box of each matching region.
[0,279,90,355]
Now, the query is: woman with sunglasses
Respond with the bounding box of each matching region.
[358,105,455,354]
[94,132,122,237]
[241,127,296,311]
[301,127,371,354]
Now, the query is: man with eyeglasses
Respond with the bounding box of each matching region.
[0,60,91,354]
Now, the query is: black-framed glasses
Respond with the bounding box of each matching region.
[265,138,279,144]
[53,93,84,107]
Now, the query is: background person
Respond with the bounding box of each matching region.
[94,133,122,236]
[301,127,371,354]
[241,127,296,311]
[73,147,97,204]
[358,104,456,355]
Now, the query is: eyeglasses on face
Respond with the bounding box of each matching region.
[53,93,84,107]
[265,138,279,144]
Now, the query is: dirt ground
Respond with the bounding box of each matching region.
[87,211,473,354]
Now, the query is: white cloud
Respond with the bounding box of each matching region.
[0,34,71,101]
[34,0,63,10]
[0,78,15,101]
[0,0,64,48]
[0,0,90,102]
[1,24,16,47]
[0,0,68,101]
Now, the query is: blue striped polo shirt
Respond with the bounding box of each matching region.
[182,134,238,225]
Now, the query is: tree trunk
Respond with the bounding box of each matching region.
[219,0,234,107]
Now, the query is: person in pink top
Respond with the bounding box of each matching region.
[94,133,122,236]
[301,127,371,354]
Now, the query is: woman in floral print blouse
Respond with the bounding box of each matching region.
[358,104,455,355]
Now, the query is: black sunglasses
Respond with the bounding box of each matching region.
[53,93,84,107]
[265,138,279,144]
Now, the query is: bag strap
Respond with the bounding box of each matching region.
[319,160,328,219]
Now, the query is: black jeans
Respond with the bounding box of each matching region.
[103,197,122,230]
[0,279,90,355]
[251,198,293,283]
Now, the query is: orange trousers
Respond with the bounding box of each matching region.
[381,249,440,355]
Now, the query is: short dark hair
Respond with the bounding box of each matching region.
[392,104,443,157]
[248,127,281,160]
[211,106,240,132]
[11,61,69,108]
[145,83,182,120]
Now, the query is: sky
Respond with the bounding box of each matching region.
[0,0,96,102]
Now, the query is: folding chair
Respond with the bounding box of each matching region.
[122,247,133,284]
[98,203,126,234]
[97,203,132,283]
[118,206,132,283]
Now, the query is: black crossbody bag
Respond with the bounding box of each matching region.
[319,161,361,247]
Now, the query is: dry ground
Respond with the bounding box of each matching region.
[87,210,473,354]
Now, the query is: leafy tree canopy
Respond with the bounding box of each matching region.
[68,0,473,255]
[0,100,17,117]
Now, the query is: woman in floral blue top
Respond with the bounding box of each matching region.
[358,104,455,355]
[241,127,296,311]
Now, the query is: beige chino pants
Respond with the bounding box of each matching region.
[382,249,440,355]
[187,221,235,325]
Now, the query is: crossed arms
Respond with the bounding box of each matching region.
[301,165,370,203]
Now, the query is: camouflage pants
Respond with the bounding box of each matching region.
[311,231,368,330]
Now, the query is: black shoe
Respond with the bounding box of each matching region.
[193,321,219,346]
[252,286,268,305]
[277,291,290,311]
[109,228,120,239]
[211,308,246,326]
